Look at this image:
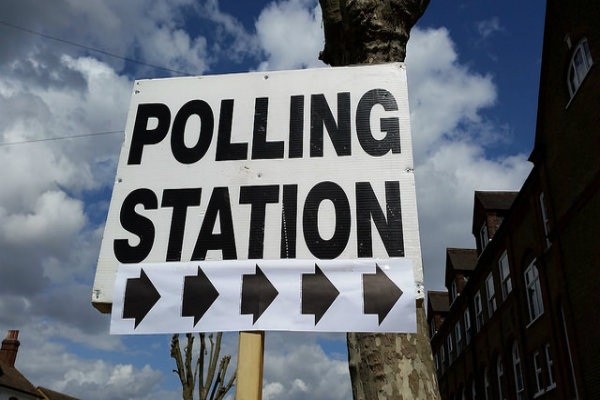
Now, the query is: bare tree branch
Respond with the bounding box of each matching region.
[198,333,207,398]
[170,334,195,400]
[172,332,235,400]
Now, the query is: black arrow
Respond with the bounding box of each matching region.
[363,264,403,325]
[302,264,340,324]
[241,265,279,324]
[123,269,161,328]
[182,266,219,326]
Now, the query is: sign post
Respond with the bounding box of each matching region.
[236,331,264,400]
[93,63,423,397]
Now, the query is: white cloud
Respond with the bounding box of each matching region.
[407,27,497,158]
[263,334,351,400]
[5,328,169,400]
[263,382,285,400]
[477,17,504,40]
[29,352,170,400]
[0,0,207,77]
[0,55,129,208]
[255,0,325,71]
[2,191,84,249]
[0,53,130,303]
[138,26,208,75]
[415,141,531,288]
[199,0,261,64]
[406,28,531,290]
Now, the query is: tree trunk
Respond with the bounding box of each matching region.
[347,300,438,399]
[319,0,430,66]
[318,1,439,399]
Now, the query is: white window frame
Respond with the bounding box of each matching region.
[455,321,463,355]
[430,317,436,338]
[498,251,512,300]
[434,353,439,371]
[451,279,458,304]
[474,290,484,331]
[539,192,551,248]
[497,357,504,400]
[545,343,556,390]
[512,343,525,400]
[464,308,472,344]
[533,351,545,396]
[486,272,497,317]
[440,345,446,373]
[484,367,490,400]
[480,222,489,250]
[525,260,544,324]
[567,38,594,98]
[472,379,477,400]
[447,333,454,364]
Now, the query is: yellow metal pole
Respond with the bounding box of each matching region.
[235,331,264,400]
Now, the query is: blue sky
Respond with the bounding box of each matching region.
[0,0,545,398]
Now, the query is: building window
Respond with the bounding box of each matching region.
[448,333,454,364]
[512,343,525,400]
[455,321,463,355]
[545,343,556,389]
[464,308,472,344]
[440,345,446,373]
[451,279,458,304]
[525,260,544,323]
[484,367,491,400]
[567,38,594,98]
[497,357,504,400]
[533,351,544,395]
[486,272,497,317]
[474,290,484,331]
[450,279,458,303]
[539,193,551,248]
[480,222,489,250]
[498,251,512,300]
[430,318,437,338]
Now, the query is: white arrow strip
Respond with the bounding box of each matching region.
[110,258,416,334]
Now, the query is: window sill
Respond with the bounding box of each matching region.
[533,389,545,399]
[541,242,552,256]
[566,64,594,109]
[526,312,544,329]
[546,383,556,392]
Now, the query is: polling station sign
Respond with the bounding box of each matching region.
[92,63,424,332]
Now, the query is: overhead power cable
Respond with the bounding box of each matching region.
[0,130,123,147]
[0,19,193,76]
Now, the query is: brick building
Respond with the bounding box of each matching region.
[427,0,599,398]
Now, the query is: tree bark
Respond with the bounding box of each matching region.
[318,1,439,399]
[347,300,439,399]
[319,0,430,65]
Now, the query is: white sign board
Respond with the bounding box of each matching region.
[93,63,424,332]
